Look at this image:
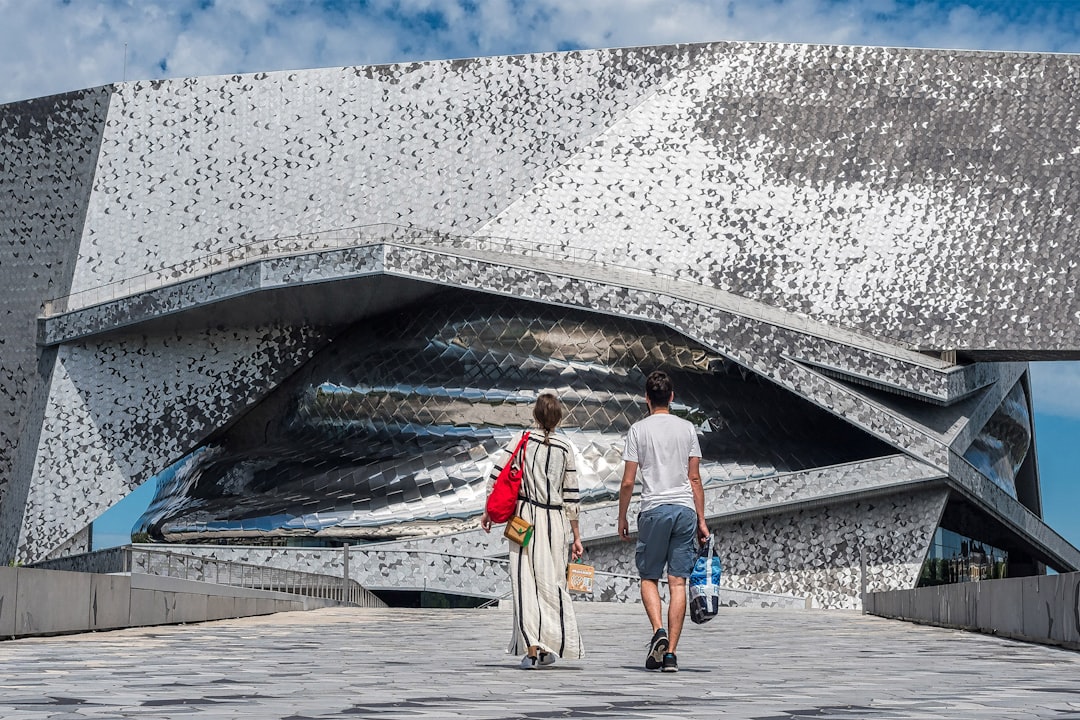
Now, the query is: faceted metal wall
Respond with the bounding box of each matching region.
[53,42,1080,354]
[584,488,950,610]
[0,88,112,560]
[16,325,329,559]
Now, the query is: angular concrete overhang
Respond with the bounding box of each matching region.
[40,228,960,391]
[37,233,974,470]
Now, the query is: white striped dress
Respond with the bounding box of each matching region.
[488,431,584,660]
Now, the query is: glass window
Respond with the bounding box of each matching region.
[918,527,1009,586]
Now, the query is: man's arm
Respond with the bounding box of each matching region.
[688,456,709,543]
[617,461,638,541]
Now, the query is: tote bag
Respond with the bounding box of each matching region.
[485,431,530,523]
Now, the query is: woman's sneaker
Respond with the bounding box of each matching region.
[662,652,679,672]
[537,651,558,667]
[645,628,669,670]
[519,655,538,670]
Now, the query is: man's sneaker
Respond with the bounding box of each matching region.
[645,628,669,670]
[537,651,558,667]
[519,655,538,670]
[662,652,679,672]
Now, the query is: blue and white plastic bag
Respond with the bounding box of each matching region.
[689,535,722,624]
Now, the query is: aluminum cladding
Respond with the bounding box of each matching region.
[66,42,1080,353]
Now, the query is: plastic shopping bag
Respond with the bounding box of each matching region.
[689,535,722,624]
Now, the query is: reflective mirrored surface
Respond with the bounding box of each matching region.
[963,379,1031,498]
[137,291,893,542]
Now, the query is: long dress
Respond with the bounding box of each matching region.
[488,430,584,659]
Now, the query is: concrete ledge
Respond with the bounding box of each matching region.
[15,568,91,636]
[1,566,340,640]
[866,571,1080,651]
[90,574,131,630]
[0,566,18,637]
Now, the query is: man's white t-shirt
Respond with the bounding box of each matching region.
[622,413,702,513]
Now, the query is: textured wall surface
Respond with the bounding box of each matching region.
[15,325,327,560]
[52,43,1080,354]
[3,41,1080,602]
[0,88,112,559]
[572,462,948,609]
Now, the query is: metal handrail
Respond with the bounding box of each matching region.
[127,546,385,608]
[40,222,945,368]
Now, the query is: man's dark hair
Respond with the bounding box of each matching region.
[645,370,673,408]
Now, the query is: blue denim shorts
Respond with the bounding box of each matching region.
[635,504,698,579]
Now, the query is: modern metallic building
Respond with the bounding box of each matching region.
[3,40,1080,608]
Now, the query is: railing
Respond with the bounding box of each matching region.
[29,545,385,608]
[128,546,385,608]
[28,545,130,574]
[40,222,942,367]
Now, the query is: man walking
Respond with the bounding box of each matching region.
[617,370,709,672]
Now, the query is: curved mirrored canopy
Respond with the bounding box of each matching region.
[137,291,893,542]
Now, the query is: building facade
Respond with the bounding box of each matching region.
[3,41,1080,608]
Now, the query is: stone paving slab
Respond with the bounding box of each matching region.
[0,603,1078,719]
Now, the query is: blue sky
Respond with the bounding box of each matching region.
[2,0,1077,551]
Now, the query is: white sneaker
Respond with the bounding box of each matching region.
[519,655,538,669]
[537,651,558,667]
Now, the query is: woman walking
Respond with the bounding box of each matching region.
[481,392,585,668]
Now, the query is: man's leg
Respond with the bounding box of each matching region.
[666,575,687,653]
[664,506,698,658]
[637,507,672,669]
[641,578,669,669]
[641,578,664,631]
[636,508,667,633]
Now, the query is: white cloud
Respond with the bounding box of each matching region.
[1029,362,1080,420]
[3,1,1080,104]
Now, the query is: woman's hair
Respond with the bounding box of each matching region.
[532,393,563,443]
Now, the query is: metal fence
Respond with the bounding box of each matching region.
[29,545,385,608]
[128,546,385,608]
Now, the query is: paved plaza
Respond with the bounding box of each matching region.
[0,602,1078,719]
